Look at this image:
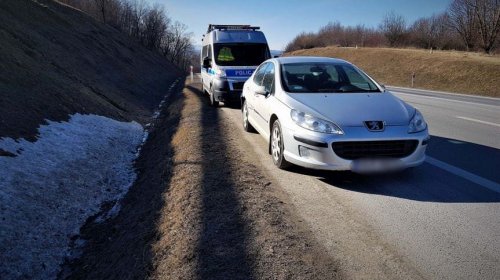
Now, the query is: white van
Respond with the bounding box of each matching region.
[201,24,271,107]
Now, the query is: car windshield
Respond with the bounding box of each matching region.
[214,43,270,66]
[281,62,381,93]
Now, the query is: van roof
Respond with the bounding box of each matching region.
[205,29,268,44]
[207,24,260,33]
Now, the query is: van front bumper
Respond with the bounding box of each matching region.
[212,78,245,104]
[214,89,242,103]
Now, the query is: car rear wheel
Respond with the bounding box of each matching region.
[242,100,255,132]
[271,119,290,169]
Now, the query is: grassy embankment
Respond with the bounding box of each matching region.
[287,47,500,97]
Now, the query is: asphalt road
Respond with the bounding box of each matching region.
[211,80,500,280]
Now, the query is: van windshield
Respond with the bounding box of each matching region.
[214,43,270,66]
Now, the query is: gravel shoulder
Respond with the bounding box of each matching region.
[64,79,339,279]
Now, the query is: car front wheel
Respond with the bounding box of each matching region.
[242,100,255,132]
[271,119,290,169]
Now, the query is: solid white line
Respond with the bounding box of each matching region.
[392,92,499,109]
[456,116,500,128]
[387,86,500,101]
[426,156,500,194]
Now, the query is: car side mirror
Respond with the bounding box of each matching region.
[255,85,268,96]
[380,84,386,91]
[202,57,211,68]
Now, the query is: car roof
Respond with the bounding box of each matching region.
[274,56,349,65]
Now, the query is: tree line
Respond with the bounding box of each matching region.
[285,0,500,54]
[59,0,197,71]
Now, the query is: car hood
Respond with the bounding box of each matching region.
[284,92,415,126]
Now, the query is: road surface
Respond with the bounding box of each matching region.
[213,79,500,279]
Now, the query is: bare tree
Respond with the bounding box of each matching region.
[448,0,478,50]
[284,32,320,52]
[380,11,407,47]
[61,0,194,70]
[410,13,450,49]
[93,0,109,23]
[285,22,385,51]
[354,24,367,47]
[143,4,169,50]
[470,0,500,53]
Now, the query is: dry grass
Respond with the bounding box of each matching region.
[287,47,500,97]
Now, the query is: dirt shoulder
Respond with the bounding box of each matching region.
[64,79,339,279]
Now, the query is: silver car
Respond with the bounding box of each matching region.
[241,56,429,173]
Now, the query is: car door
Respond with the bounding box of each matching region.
[253,62,275,137]
[246,62,269,133]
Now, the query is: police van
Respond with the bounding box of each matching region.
[201,24,271,107]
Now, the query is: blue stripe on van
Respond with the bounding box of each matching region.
[225,69,254,77]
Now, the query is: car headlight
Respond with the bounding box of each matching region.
[215,69,226,78]
[291,109,343,134]
[408,110,427,133]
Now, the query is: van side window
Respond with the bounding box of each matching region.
[208,45,213,60]
[202,46,207,59]
[253,63,269,85]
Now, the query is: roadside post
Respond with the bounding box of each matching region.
[190,65,194,82]
[411,72,415,87]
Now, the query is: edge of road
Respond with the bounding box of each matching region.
[386,86,500,106]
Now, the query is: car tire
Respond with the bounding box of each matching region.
[271,119,290,169]
[209,86,219,107]
[242,100,255,132]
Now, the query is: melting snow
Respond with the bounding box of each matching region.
[0,114,144,279]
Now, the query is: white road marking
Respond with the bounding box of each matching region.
[392,92,499,109]
[455,116,500,128]
[426,156,500,194]
[388,86,500,101]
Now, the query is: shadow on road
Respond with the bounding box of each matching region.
[289,136,500,203]
[187,85,255,279]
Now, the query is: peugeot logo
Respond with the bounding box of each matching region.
[364,121,385,131]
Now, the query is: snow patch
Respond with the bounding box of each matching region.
[0,114,144,279]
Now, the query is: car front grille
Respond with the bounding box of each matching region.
[231,82,244,90]
[332,140,419,160]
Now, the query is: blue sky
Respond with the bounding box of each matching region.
[153,0,452,50]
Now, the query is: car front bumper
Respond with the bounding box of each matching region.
[281,125,429,172]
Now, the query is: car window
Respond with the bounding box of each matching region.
[342,65,375,91]
[281,62,380,93]
[262,63,275,93]
[253,63,269,85]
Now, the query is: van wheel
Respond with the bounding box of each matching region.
[271,119,290,169]
[210,90,219,107]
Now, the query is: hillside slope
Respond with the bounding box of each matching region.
[0,0,180,142]
[287,47,500,97]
